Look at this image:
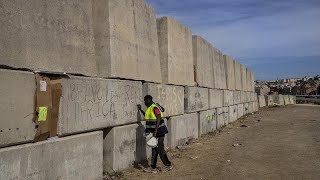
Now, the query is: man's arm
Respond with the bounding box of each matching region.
[154,114,161,137]
[137,104,145,116]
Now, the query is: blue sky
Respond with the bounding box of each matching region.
[145,0,320,80]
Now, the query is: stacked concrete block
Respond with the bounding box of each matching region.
[192,36,214,88]
[184,87,209,113]
[289,95,296,104]
[157,17,194,86]
[241,91,247,103]
[217,107,229,128]
[283,95,290,105]
[225,55,236,90]
[209,89,224,108]
[94,0,162,82]
[223,90,234,106]
[0,0,97,76]
[251,71,255,92]
[266,95,275,106]
[167,113,198,149]
[244,103,249,115]
[273,95,284,105]
[246,70,252,92]
[234,91,241,105]
[253,102,259,112]
[241,65,247,91]
[237,104,244,119]
[142,83,184,117]
[234,61,242,90]
[0,70,37,148]
[0,131,103,180]
[228,105,238,123]
[212,48,227,89]
[258,95,266,108]
[246,91,251,102]
[58,77,142,136]
[103,123,147,173]
[199,109,217,136]
[248,102,254,113]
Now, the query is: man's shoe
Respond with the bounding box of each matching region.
[143,167,158,173]
[161,165,173,172]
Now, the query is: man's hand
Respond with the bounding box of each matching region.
[153,131,157,137]
[137,104,142,111]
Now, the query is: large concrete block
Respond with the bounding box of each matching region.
[237,104,244,119]
[157,17,194,86]
[273,95,284,105]
[234,61,242,90]
[289,95,296,104]
[0,69,36,148]
[0,131,103,180]
[103,123,148,173]
[212,48,227,89]
[234,91,241,104]
[229,105,238,123]
[142,83,184,117]
[192,36,214,88]
[251,71,255,92]
[248,102,254,113]
[241,65,247,91]
[94,0,162,82]
[225,55,236,90]
[58,77,142,136]
[266,95,275,106]
[199,109,217,136]
[209,89,224,108]
[223,90,234,106]
[246,70,252,92]
[258,95,266,108]
[283,95,290,105]
[244,103,249,115]
[217,107,229,128]
[184,87,209,113]
[0,0,97,76]
[167,113,198,148]
[240,91,247,103]
[246,91,251,102]
[253,101,259,112]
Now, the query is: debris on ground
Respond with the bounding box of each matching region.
[240,125,248,128]
[190,156,199,160]
[232,144,243,147]
[177,145,191,150]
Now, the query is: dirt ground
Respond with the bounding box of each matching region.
[122,105,320,180]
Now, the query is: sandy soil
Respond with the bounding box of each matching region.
[121,105,320,180]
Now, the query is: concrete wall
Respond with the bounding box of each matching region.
[103,123,148,173]
[193,36,214,88]
[0,131,103,180]
[229,105,238,123]
[217,107,229,128]
[199,109,217,136]
[266,95,275,106]
[234,91,241,105]
[283,95,290,105]
[241,65,247,91]
[244,103,249,115]
[157,17,194,86]
[213,48,227,89]
[234,61,242,90]
[167,113,198,149]
[225,55,236,90]
[209,89,224,109]
[0,70,36,148]
[223,90,234,106]
[94,0,162,82]
[273,95,285,105]
[237,104,244,119]
[184,87,209,113]
[58,76,142,136]
[143,83,184,117]
[258,95,266,108]
[0,0,97,76]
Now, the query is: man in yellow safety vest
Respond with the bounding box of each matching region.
[138,95,173,173]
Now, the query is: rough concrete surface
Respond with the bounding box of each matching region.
[237,104,244,119]
[234,61,242,90]
[125,105,320,179]
[167,113,199,149]
[184,87,209,113]
[199,109,217,136]
[142,83,184,117]
[223,90,234,107]
[192,36,214,88]
[103,123,148,173]
[217,107,229,128]
[94,0,162,82]
[157,17,194,86]
[229,105,238,123]
[0,69,36,148]
[212,48,227,89]
[225,55,236,90]
[0,0,97,76]
[249,102,254,113]
[233,91,241,105]
[273,95,284,105]
[241,91,247,103]
[283,95,290,105]
[0,131,103,180]
[246,70,252,92]
[241,65,247,92]
[266,95,275,106]
[58,76,142,136]
[209,89,224,109]
[244,103,249,115]
[258,95,266,108]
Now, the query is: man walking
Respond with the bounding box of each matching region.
[138,95,173,173]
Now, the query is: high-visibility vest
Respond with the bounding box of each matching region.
[144,103,168,136]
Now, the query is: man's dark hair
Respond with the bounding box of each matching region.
[144,95,153,101]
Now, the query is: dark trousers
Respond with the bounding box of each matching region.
[151,136,171,169]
